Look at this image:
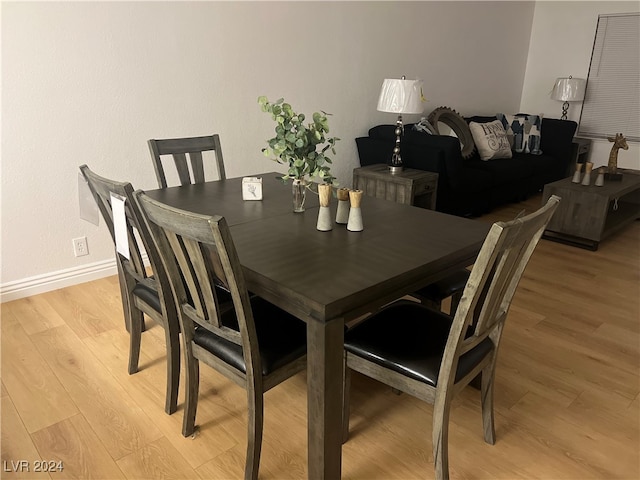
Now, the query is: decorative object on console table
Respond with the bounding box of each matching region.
[258,96,339,212]
[605,133,628,181]
[551,75,586,120]
[352,164,438,209]
[376,76,424,173]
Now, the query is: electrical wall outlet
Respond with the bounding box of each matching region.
[72,236,89,257]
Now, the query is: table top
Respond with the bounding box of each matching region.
[354,164,439,183]
[146,173,489,323]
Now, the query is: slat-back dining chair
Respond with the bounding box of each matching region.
[79,165,180,414]
[342,195,561,480]
[134,191,307,480]
[412,269,471,315]
[147,134,226,188]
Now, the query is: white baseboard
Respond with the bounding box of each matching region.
[1,259,118,303]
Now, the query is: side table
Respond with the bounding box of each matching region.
[542,170,640,250]
[353,164,438,209]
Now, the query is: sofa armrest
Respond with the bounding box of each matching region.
[541,118,577,157]
[355,137,392,167]
[541,118,578,174]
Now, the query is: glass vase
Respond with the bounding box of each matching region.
[292,178,306,213]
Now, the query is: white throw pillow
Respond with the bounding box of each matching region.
[469,120,513,161]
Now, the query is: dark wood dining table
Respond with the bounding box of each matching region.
[146,172,490,479]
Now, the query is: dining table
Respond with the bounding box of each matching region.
[145,172,490,479]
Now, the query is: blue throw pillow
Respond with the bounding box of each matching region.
[497,113,543,155]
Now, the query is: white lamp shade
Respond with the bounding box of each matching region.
[377,78,424,114]
[551,77,586,102]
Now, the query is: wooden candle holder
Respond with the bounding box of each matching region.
[318,184,332,207]
[349,189,363,208]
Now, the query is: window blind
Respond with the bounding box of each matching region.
[578,13,640,142]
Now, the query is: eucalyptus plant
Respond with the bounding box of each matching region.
[258,96,339,185]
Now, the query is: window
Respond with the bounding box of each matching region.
[578,13,640,142]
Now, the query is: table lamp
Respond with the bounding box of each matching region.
[551,75,586,120]
[377,76,424,173]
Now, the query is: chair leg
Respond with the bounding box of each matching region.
[481,364,496,445]
[128,307,143,375]
[432,400,451,480]
[182,355,200,437]
[163,324,180,415]
[342,361,351,444]
[245,385,263,480]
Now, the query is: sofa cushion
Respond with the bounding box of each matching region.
[468,155,533,183]
[469,120,512,161]
[451,167,496,194]
[497,113,543,155]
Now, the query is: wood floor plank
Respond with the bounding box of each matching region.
[0,308,78,433]
[4,296,66,336]
[81,327,238,469]
[30,414,125,479]
[29,324,163,460]
[509,391,639,478]
[1,396,51,479]
[38,283,121,340]
[116,437,200,479]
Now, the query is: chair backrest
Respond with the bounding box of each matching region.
[147,134,226,188]
[440,195,561,390]
[79,165,173,313]
[134,191,261,378]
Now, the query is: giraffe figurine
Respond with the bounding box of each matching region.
[607,133,628,179]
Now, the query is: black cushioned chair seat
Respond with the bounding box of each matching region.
[345,300,493,386]
[194,296,307,376]
[133,281,233,315]
[414,270,470,302]
[132,282,162,312]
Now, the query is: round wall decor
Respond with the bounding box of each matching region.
[427,107,476,159]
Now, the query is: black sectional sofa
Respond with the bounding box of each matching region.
[356,116,577,216]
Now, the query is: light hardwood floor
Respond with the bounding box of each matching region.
[2,195,639,479]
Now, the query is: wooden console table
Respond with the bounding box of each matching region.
[353,164,438,209]
[542,170,640,250]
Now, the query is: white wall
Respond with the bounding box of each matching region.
[1,1,536,299]
[521,1,640,170]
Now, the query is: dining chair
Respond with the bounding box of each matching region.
[342,195,561,480]
[147,134,226,188]
[79,165,180,415]
[134,191,307,480]
[412,269,470,315]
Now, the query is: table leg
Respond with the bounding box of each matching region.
[307,316,344,479]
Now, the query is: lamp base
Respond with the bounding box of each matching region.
[388,165,404,174]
